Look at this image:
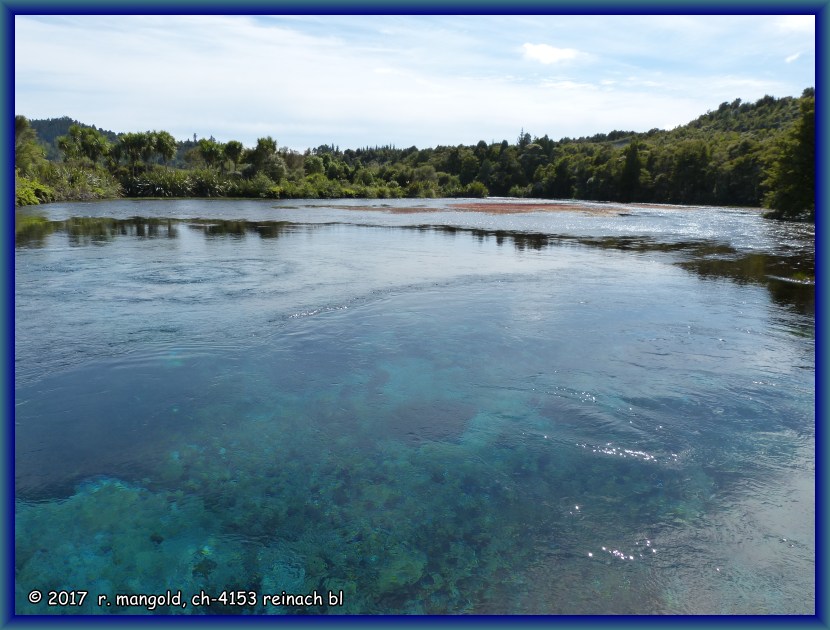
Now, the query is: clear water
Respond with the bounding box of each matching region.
[14,199,815,615]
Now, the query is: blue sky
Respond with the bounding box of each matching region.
[14,14,815,151]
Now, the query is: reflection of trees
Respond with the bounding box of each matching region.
[187,220,248,238]
[766,277,815,316]
[63,217,179,245]
[253,222,292,239]
[16,216,813,316]
[678,252,814,285]
[15,216,298,247]
[15,215,180,247]
[185,219,293,239]
[15,214,56,247]
[413,225,814,316]
[678,252,814,315]
[124,217,178,239]
[65,217,119,245]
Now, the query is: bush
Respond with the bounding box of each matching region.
[15,172,54,206]
[377,182,404,199]
[405,180,437,198]
[190,169,228,197]
[46,165,119,202]
[508,184,532,198]
[463,181,489,198]
[123,168,194,197]
[272,174,348,199]
[125,168,228,198]
[226,172,277,198]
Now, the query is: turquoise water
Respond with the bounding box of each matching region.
[14,199,814,614]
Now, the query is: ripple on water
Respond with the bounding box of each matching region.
[13,200,814,614]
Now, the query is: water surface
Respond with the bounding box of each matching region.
[14,199,814,614]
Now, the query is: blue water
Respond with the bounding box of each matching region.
[14,199,814,614]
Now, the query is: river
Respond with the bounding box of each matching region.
[14,198,815,614]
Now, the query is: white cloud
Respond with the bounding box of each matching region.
[13,15,816,150]
[540,80,597,91]
[521,43,581,64]
[786,52,801,63]
[776,15,815,33]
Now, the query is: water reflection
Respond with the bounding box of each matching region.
[421,225,815,315]
[15,215,300,247]
[185,219,294,239]
[14,214,54,247]
[679,253,815,315]
[14,214,814,315]
[67,217,179,245]
[16,215,179,247]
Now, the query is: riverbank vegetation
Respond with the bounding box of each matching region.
[15,88,814,221]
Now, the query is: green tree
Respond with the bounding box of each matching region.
[57,124,110,165]
[763,95,815,221]
[519,143,545,181]
[154,131,177,166]
[82,127,111,165]
[458,150,479,186]
[619,141,642,202]
[535,156,575,199]
[224,140,244,172]
[242,137,286,182]
[304,155,324,176]
[670,140,712,204]
[198,138,224,170]
[15,115,47,176]
[56,125,83,161]
[140,131,159,165]
[15,115,55,206]
[114,132,153,175]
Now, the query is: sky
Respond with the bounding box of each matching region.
[14,14,816,152]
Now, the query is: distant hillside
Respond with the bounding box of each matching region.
[18,88,813,214]
[27,89,807,163]
[679,92,806,135]
[29,116,121,161]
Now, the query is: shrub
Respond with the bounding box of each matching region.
[15,172,54,206]
[464,181,489,198]
[190,169,228,197]
[508,184,532,198]
[227,172,277,198]
[47,165,120,201]
[405,181,437,198]
[123,169,194,197]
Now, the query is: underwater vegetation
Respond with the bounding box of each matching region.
[16,353,725,615]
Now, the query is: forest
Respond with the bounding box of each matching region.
[14,88,815,221]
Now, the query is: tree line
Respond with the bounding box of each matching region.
[15,88,814,221]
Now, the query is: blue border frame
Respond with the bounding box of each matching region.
[4,2,826,628]
[818,2,827,629]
